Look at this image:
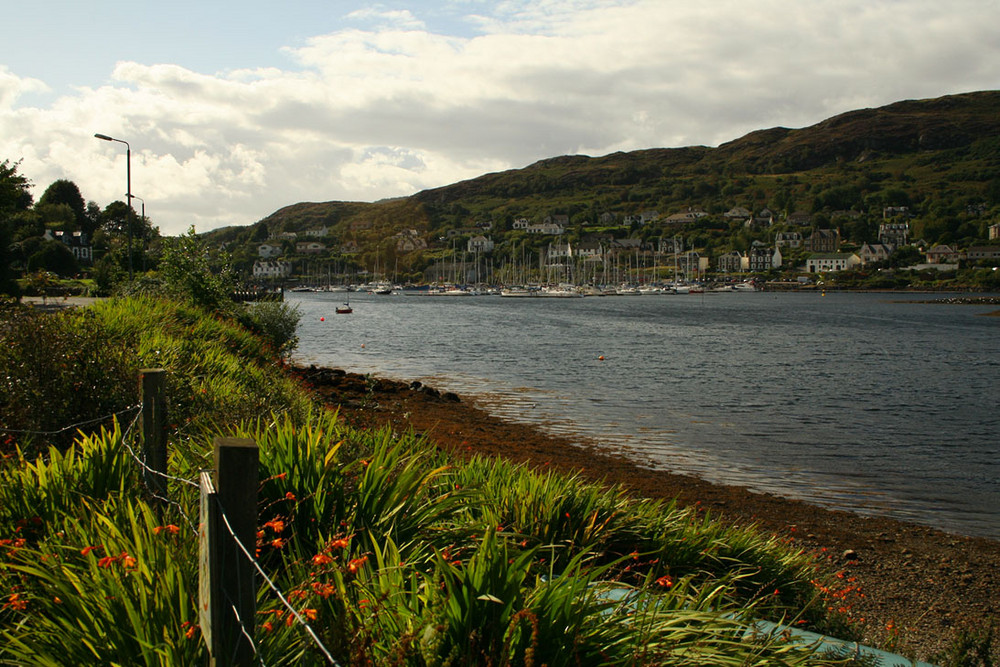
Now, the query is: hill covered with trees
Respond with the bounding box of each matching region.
[210,90,1000,288]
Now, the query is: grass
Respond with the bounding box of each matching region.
[0,295,899,665]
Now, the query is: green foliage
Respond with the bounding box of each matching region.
[0,296,873,666]
[157,226,236,313]
[238,300,302,356]
[0,499,203,666]
[26,239,80,277]
[37,179,86,228]
[0,303,139,453]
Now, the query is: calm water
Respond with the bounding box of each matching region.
[291,290,1000,540]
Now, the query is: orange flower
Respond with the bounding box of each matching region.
[121,553,137,569]
[655,575,673,588]
[263,620,274,632]
[185,625,198,639]
[4,593,28,612]
[285,492,296,501]
[312,553,333,566]
[348,556,368,573]
[328,536,351,550]
[97,555,115,568]
[271,538,285,549]
[264,519,285,533]
[302,608,318,621]
[275,472,288,480]
[154,524,180,536]
[80,545,102,556]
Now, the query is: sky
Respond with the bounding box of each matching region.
[2,0,999,236]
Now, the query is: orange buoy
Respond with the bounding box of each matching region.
[320,317,325,321]
[361,343,366,349]
[598,355,605,361]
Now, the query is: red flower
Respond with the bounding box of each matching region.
[312,553,333,566]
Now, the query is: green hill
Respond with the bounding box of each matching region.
[213,91,1000,282]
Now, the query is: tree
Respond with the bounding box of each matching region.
[38,179,86,228]
[0,160,33,297]
[27,240,80,277]
[158,226,236,313]
[0,159,33,217]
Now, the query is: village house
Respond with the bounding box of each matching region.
[341,240,360,254]
[806,253,861,273]
[575,240,605,261]
[723,206,751,220]
[745,209,775,228]
[657,237,683,255]
[545,214,570,227]
[44,230,92,264]
[747,246,782,272]
[295,241,326,255]
[623,214,643,226]
[640,210,660,224]
[774,232,802,249]
[878,223,910,248]
[804,229,841,253]
[512,217,531,230]
[273,231,298,241]
[547,243,572,261]
[599,212,617,224]
[305,226,329,238]
[965,246,1000,264]
[258,243,283,258]
[989,222,1000,240]
[394,230,427,253]
[252,260,292,279]
[786,211,813,226]
[675,251,709,279]
[925,244,961,264]
[467,235,494,253]
[664,209,706,225]
[883,206,911,219]
[526,221,564,235]
[857,242,893,266]
[716,250,746,273]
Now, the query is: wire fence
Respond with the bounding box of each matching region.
[0,374,341,666]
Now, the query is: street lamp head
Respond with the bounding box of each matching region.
[94,133,113,141]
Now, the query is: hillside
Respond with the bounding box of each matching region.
[212,91,1000,282]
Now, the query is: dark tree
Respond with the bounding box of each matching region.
[38,179,87,227]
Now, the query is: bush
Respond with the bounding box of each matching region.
[239,300,302,356]
[0,303,139,454]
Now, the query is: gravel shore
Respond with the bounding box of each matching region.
[292,365,1000,663]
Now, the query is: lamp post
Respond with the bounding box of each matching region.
[94,133,133,279]
[134,196,146,271]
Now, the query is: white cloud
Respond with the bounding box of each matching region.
[2,0,999,235]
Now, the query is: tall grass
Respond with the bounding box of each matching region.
[0,295,863,665]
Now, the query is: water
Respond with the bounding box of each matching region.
[292,290,1000,540]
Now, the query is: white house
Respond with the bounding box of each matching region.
[512,218,531,230]
[806,253,861,273]
[467,235,494,253]
[253,260,292,279]
[305,226,329,238]
[258,243,283,258]
[857,242,893,266]
[295,241,326,254]
[526,222,564,235]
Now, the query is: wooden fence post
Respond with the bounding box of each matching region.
[140,368,167,499]
[200,437,258,666]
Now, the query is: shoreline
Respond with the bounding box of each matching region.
[292,364,1000,662]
